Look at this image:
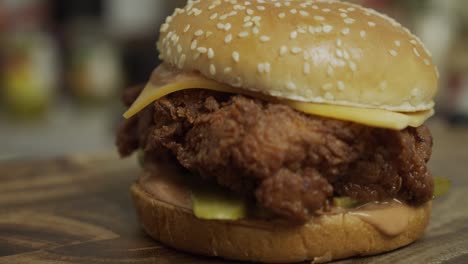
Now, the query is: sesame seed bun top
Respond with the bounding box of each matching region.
[157,0,438,112]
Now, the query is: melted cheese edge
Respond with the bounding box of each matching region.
[124,75,433,130]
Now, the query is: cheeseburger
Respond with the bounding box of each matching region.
[116,0,438,263]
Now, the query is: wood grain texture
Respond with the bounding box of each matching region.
[0,121,467,264]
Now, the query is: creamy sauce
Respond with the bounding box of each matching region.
[349,199,412,236]
[139,163,192,210]
[140,167,415,236]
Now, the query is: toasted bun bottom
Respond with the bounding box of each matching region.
[131,183,431,263]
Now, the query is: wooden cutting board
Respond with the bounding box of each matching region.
[0,122,467,264]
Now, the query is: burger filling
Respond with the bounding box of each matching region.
[117,86,434,221]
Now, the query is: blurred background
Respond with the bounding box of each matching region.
[0,0,467,158]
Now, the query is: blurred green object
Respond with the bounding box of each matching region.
[1,31,58,118]
[333,197,360,209]
[433,177,451,199]
[66,20,124,103]
[192,185,247,220]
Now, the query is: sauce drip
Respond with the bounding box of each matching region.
[140,167,415,236]
[349,200,412,236]
[139,164,192,210]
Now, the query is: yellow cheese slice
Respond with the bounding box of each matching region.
[124,75,433,130]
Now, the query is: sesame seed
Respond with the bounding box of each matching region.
[278,12,286,18]
[286,82,297,90]
[178,54,186,68]
[322,83,333,90]
[389,49,398,56]
[312,5,318,9]
[177,44,182,53]
[360,30,366,38]
[247,9,254,15]
[336,39,342,47]
[193,52,201,60]
[161,23,169,32]
[205,31,213,37]
[291,47,302,54]
[368,21,376,27]
[337,81,345,91]
[300,10,309,16]
[208,4,216,10]
[342,28,350,35]
[424,59,431,65]
[304,62,310,74]
[238,31,249,38]
[314,15,325,21]
[290,9,297,14]
[257,5,265,10]
[225,34,233,43]
[325,92,334,100]
[244,21,253,28]
[280,46,288,56]
[244,16,251,22]
[260,35,270,42]
[410,40,418,45]
[244,1,251,5]
[264,63,271,73]
[344,18,355,24]
[323,25,333,33]
[210,13,218,20]
[209,64,216,75]
[290,31,298,39]
[349,61,357,72]
[232,51,240,62]
[193,8,202,16]
[208,48,215,59]
[252,27,259,35]
[257,63,265,73]
[284,1,291,6]
[224,67,232,74]
[340,13,348,18]
[224,23,231,31]
[347,7,356,11]
[197,47,207,53]
[336,49,343,58]
[184,24,191,32]
[194,30,204,36]
[217,23,225,30]
[413,47,420,57]
[252,16,261,22]
[234,4,244,10]
[395,40,401,47]
[191,40,197,50]
[343,50,350,60]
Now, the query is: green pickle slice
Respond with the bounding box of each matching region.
[192,185,246,220]
[333,197,360,209]
[433,177,451,199]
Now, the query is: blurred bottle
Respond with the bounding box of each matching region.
[103,0,186,85]
[54,0,124,103]
[0,0,58,118]
[66,19,124,102]
[1,32,59,117]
